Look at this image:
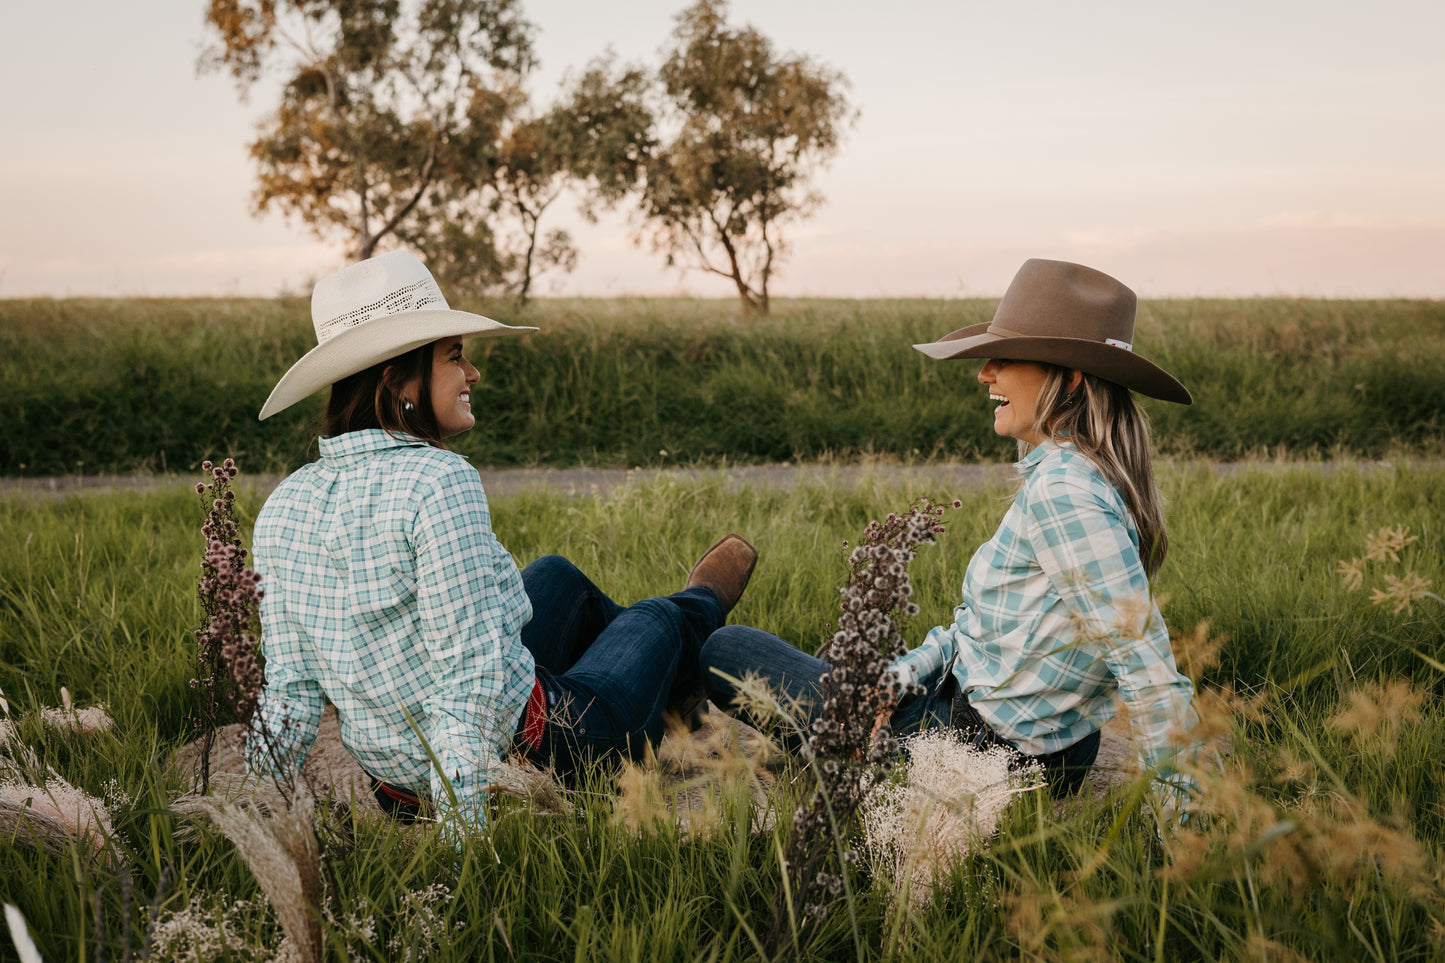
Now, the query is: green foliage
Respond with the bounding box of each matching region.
[2,296,1443,477]
[203,0,539,263]
[636,0,856,314]
[1,466,1443,960]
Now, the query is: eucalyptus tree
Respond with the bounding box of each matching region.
[203,0,537,269]
[640,0,856,315]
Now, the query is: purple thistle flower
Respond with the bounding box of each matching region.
[190,457,265,793]
[769,496,958,950]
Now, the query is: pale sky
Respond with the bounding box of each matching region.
[3,0,1443,299]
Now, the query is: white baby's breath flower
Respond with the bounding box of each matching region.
[862,729,1042,907]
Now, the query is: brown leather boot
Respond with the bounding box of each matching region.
[684,534,758,614]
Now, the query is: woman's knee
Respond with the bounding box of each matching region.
[700,625,762,680]
[522,555,596,602]
[522,554,580,581]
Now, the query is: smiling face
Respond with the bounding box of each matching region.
[424,336,480,438]
[977,358,1051,446]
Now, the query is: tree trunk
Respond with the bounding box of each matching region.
[715,223,764,316]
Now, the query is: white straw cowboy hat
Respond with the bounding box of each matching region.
[914,258,1192,404]
[259,250,537,420]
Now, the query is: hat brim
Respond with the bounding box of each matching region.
[259,308,537,420]
[914,323,1192,404]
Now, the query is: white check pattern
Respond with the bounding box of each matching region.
[246,430,535,827]
[893,441,1198,788]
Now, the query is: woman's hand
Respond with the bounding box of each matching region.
[870,708,892,743]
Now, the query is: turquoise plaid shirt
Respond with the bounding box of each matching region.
[894,441,1197,787]
[247,430,535,828]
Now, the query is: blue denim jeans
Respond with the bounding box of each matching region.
[518,555,724,778]
[700,624,1100,796]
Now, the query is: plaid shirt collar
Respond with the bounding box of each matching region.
[317,429,433,462]
[1015,438,1064,477]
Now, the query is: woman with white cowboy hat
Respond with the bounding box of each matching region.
[700,258,1198,799]
[245,250,758,828]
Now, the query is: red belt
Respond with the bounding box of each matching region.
[518,677,547,751]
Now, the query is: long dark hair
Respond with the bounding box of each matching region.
[1027,365,1169,578]
[322,342,447,448]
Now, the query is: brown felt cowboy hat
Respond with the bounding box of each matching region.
[914,258,1192,404]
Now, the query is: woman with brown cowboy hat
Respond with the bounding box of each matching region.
[244,250,758,829]
[700,258,1199,800]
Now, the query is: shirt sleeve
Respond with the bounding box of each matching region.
[1023,470,1199,794]
[410,463,533,830]
[892,621,957,692]
[247,560,324,781]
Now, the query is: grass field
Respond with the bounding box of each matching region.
[3,296,1443,476]
[2,462,1443,960]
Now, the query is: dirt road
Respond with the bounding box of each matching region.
[0,458,1429,501]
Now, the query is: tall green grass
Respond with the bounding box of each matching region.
[1,463,1443,960]
[3,296,1442,475]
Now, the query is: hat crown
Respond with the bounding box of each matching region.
[311,251,450,346]
[991,258,1136,350]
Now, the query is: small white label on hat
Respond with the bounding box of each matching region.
[1105,338,1133,351]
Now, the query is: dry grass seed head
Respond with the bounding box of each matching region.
[174,783,324,963]
[1364,525,1418,564]
[38,705,115,736]
[616,718,771,840]
[489,756,570,816]
[1242,926,1312,963]
[1271,748,1319,786]
[1160,759,1298,885]
[1369,573,1433,615]
[1178,684,1259,751]
[0,776,114,861]
[1295,795,1436,900]
[612,761,672,836]
[1004,881,1116,963]
[1336,557,1366,591]
[1170,621,1227,683]
[1329,678,1426,752]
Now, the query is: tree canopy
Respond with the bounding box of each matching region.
[203,0,601,301]
[639,0,856,315]
[204,0,533,261]
[203,0,853,309]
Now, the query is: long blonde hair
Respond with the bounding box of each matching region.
[1026,366,1168,577]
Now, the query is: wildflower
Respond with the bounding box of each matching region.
[768,498,954,951]
[147,902,237,962]
[861,730,1040,907]
[191,458,265,794]
[385,884,459,956]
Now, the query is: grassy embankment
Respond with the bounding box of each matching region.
[1,464,1443,960]
[3,296,1443,476]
